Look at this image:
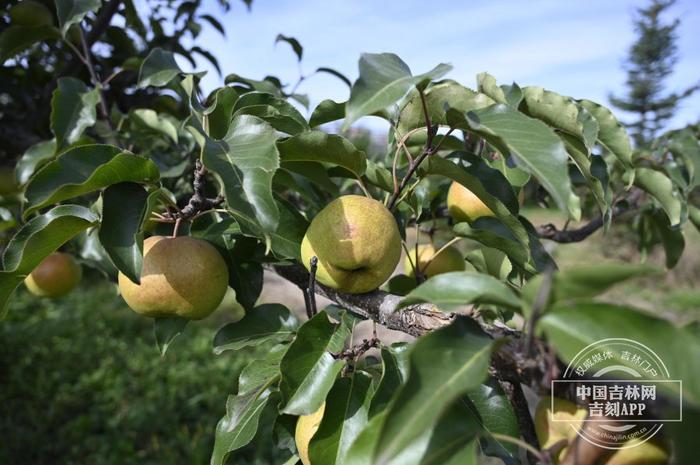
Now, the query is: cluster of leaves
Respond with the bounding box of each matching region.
[0,0,242,160]
[1,1,699,464]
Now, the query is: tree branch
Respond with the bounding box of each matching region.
[272,263,455,337]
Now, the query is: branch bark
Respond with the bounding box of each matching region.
[272,263,455,337]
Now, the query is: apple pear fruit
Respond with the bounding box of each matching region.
[301,195,401,294]
[447,181,495,223]
[535,396,587,463]
[295,402,325,465]
[25,252,82,298]
[404,243,465,277]
[604,439,669,465]
[118,236,229,319]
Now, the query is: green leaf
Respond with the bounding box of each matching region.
[51,77,100,150]
[344,412,387,465]
[539,302,700,407]
[238,344,288,396]
[308,371,374,465]
[560,134,610,216]
[476,72,507,104]
[233,92,308,135]
[310,99,345,127]
[207,87,239,139]
[631,167,684,226]
[279,311,349,415]
[465,380,520,460]
[343,53,452,130]
[153,316,189,356]
[98,183,149,283]
[649,209,685,269]
[522,262,660,314]
[447,104,581,220]
[275,34,303,61]
[400,271,521,311]
[398,79,494,134]
[689,205,700,233]
[404,401,481,465]
[454,219,541,275]
[201,114,280,233]
[667,128,700,189]
[0,205,98,317]
[372,317,497,465]
[277,131,367,178]
[225,73,283,96]
[316,67,352,87]
[55,0,100,35]
[16,139,56,185]
[397,80,494,134]
[137,47,182,88]
[211,390,278,465]
[578,99,633,167]
[520,87,599,152]
[0,25,60,61]
[213,304,298,354]
[369,344,410,417]
[24,144,160,217]
[132,109,179,142]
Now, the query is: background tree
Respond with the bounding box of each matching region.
[609,0,699,148]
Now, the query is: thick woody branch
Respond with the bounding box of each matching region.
[272,263,455,337]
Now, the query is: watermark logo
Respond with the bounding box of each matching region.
[553,338,682,449]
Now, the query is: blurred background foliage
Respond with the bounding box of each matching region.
[0,279,284,465]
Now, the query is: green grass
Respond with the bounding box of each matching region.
[0,280,282,465]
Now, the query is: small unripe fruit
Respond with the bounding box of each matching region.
[446,181,494,223]
[25,252,81,298]
[118,236,229,319]
[404,244,465,277]
[295,403,325,465]
[301,195,401,294]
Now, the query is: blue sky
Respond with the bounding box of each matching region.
[188,0,700,132]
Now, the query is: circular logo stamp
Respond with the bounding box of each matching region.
[553,338,682,450]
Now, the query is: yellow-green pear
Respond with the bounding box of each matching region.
[447,181,494,223]
[118,235,229,320]
[301,195,401,294]
[295,402,325,465]
[25,252,81,297]
[215,287,245,322]
[604,439,669,465]
[9,0,54,27]
[535,397,587,462]
[404,244,465,277]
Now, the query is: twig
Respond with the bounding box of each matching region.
[158,160,225,224]
[524,264,555,357]
[306,256,318,318]
[332,337,380,361]
[78,27,112,129]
